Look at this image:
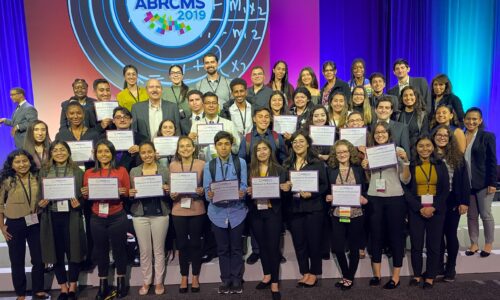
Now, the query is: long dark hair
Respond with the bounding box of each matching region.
[371,122,393,146]
[174,136,198,162]
[169,65,189,101]
[92,139,118,171]
[156,119,177,137]
[305,104,330,128]
[249,139,281,180]
[23,120,52,160]
[412,135,438,165]
[0,149,38,187]
[268,90,288,116]
[269,60,291,96]
[122,65,138,89]
[431,125,464,169]
[284,129,320,168]
[44,140,79,171]
[399,86,426,117]
[431,104,460,129]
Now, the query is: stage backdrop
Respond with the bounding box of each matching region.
[0,0,499,162]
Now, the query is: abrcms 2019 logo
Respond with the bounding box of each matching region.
[128,0,213,47]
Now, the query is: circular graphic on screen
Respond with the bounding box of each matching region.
[68,0,269,87]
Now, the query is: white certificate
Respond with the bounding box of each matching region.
[42,177,76,200]
[67,141,93,162]
[331,184,361,207]
[310,125,336,146]
[106,130,134,151]
[251,177,280,199]
[134,175,164,198]
[366,143,398,169]
[94,101,119,121]
[197,124,224,145]
[154,136,179,157]
[290,171,319,192]
[273,116,297,134]
[170,172,197,194]
[340,127,367,146]
[211,180,239,203]
[88,177,119,200]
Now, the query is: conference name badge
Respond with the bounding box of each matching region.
[24,213,39,226]
[375,179,386,192]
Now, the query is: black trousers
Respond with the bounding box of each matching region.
[331,215,364,280]
[51,212,81,283]
[289,210,323,275]
[321,209,332,256]
[90,211,128,277]
[408,210,445,279]
[439,205,461,274]
[250,209,282,283]
[211,222,245,286]
[369,196,407,267]
[172,214,205,276]
[83,201,94,266]
[6,217,44,296]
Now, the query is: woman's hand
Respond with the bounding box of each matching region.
[70,198,80,208]
[239,190,245,199]
[118,187,127,196]
[280,182,291,192]
[458,204,468,215]
[196,187,204,196]
[361,159,369,170]
[283,132,292,140]
[397,149,408,162]
[487,186,496,194]
[420,206,435,218]
[170,192,179,200]
[360,195,368,205]
[38,199,49,208]
[246,187,252,196]
[80,187,89,197]
[0,226,12,241]
[128,145,139,154]
[325,195,333,202]
[318,154,329,161]
[300,191,312,199]
[207,190,214,200]
[163,184,170,194]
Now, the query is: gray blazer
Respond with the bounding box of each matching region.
[388,120,411,154]
[388,77,431,114]
[131,99,181,140]
[129,163,170,217]
[4,101,38,148]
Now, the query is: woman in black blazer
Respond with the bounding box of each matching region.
[406,135,450,289]
[247,139,289,300]
[431,74,465,127]
[464,107,497,257]
[432,125,470,281]
[284,129,328,288]
[326,140,367,290]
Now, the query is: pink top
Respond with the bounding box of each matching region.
[169,159,206,216]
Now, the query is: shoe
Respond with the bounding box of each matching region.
[480,250,491,257]
[409,278,421,286]
[191,285,200,293]
[138,284,150,296]
[154,284,164,295]
[218,283,231,294]
[423,282,433,289]
[302,279,318,288]
[230,284,243,294]
[33,294,50,300]
[369,277,381,286]
[57,293,68,300]
[116,276,128,298]
[68,291,77,300]
[296,281,305,288]
[280,255,287,264]
[179,285,188,294]
[383,279,400,290]
[95,279,109,300]
[246,253,260,264]
[271,291,281,300]
[201,254,215,264]
[443,271,456,282]
[255,281,271,290]
[465,249,479,256]
[341,280,353,291]
[335,280,344,288]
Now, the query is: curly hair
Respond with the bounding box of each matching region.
[0,149,38,188]
[431,125,464,169]
[327,140,360,168]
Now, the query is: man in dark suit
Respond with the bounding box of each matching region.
[131,78,181,140]
[0,87,38,148]
[372,96,410,154]
[388,59,431,114]
[369,72,399,118]
[59,78,97,129]
[179,90,205,135]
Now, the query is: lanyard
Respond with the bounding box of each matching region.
[128,86,140,103]
[418,164,433,193]
[18,174,33,211]
[171,86,181,105]
[237,105,248,130]
[180,159,195,172]
[207,78,220,94]
[219,158,230,180]
[338,166,351,184]
[295,160,306,171]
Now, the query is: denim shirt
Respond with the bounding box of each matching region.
[203,156,248,228]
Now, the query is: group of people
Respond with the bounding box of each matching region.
[0,53,497,300]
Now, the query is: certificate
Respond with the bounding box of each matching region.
[42,177,76,200]
[366,143,398,169]
[94,101,119,121]
[309,125,336,146]
[273,116,297,134]
[210,180,239,203]
[340,127,367,146]
[251,177,280,199]
[67,141,93,162]
[331,184,361,207]
[290,171,319,192]
[88,177,119,200]
[106,130,134,151]
[197,124,224,145]
[154,136,179,157]
[134,175,164,198]
[170,172,197,194]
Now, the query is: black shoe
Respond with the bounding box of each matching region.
[191,285,200,293]
[369,277,381,286]
[480,250,491,257]
[255,281,271,290]
[383,279,400,290]
[95,279,109,300]
[68,291,77,300]
[44,265,54,273]
[218,283,231,294]
[302,279,318,288]
[116,276,128,298]
[201,254,215,264]
[341,280,353,291]
[230,284,243,294]
[296,282,305,288]
[335,280,344,288]
[465,249,478,256]
[443,271,456,282]
[179,286,188,294]
[409,278,421,286]
[423,282,433,289]
[57,293,68,300]
[280,255,287,264]
[246,253,260,264]
[33,294,50,300]
[271,291,281,300]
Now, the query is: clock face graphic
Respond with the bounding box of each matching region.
[68,0,269,87]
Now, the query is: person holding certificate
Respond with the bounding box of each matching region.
[169,137,206,293]
[432,125,470,282]
[38,141,86,299]
[81,140,131,300]
[289,87,313,131]
[284,130,328,288]
[203,131,248,294]
[246,139,289,300]
[405,136,450,289]
[23,120,52,169]
[129,141,170,295]
[155,119,178,168]
[328,91,349,129]
[361,122,410,289]
[305,105,332,161]
[325,140,368,290]
[0,150,48,300]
